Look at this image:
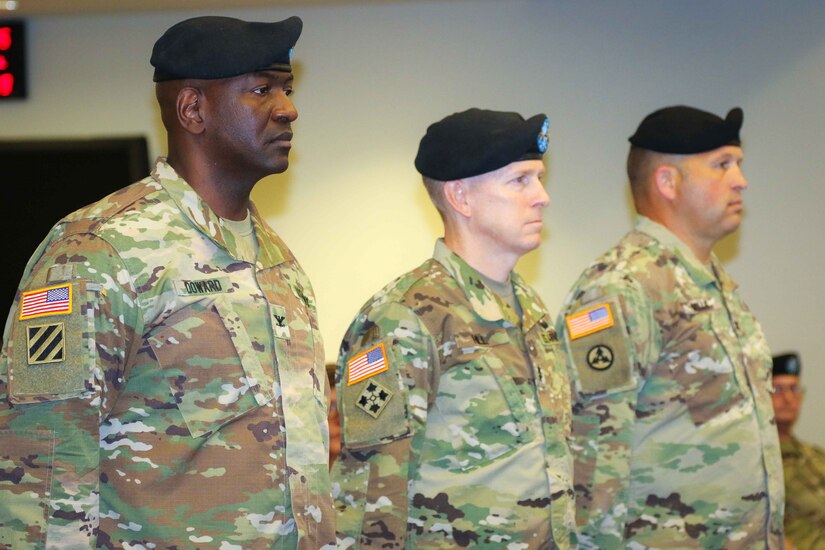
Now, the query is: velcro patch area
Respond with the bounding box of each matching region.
[565,300,634,395]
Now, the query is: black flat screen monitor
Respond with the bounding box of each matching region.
[0,136,150,335]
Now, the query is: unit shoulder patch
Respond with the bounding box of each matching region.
[10,280,94,402]
[339,339,411,449]
[26,322,66,365]
[564,300,635,396]
[355,379,394,418]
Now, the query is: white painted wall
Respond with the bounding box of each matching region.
[2,0,823,446]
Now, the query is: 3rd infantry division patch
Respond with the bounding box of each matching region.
[26,322,66,365]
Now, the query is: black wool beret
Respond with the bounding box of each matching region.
[415,108,549,181]
[151,16,302,82]
[772,353,801,377]
[628,105,743,154]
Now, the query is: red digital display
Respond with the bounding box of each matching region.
[0,20,26,99]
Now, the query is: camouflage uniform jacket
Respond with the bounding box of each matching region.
[781,436,825,549]
[0,159,335,549]
[332,239,576,549]
[557,216,784,549]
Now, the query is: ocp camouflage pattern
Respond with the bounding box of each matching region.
[557,216,784,549]
[0,158,335,549]
[781,436,825,549]
[332,239,576,549]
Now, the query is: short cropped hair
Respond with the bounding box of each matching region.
[626,145,686,203]
[422,176,449,216]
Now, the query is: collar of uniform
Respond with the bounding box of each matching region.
[247,202,287,267]
[432,239,519,325]
[634,215,717,288]
[152,158,286,267]
[512,273,547,332]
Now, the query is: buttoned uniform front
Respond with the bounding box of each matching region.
[0,158,334,549]
[333,239,576,550]
[781,436,825,549]
[557,216,784,549]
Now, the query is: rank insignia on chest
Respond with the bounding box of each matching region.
[565,303,614,340]
[271,305,290,340]
[355,379,394,418]
[538,319,557,346]
[347,343,388,385]
[26,322,66,365]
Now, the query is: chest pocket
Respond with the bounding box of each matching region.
[421,333,536,473]
[149,295,274,438]
[648,299,744,426]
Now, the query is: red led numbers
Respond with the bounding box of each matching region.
[0,21,26,99]
[0,26,11,49]
[0,26,10,96]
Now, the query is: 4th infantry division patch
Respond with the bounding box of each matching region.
[355,379,394,418]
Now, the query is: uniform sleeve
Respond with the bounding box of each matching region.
[0,231,139,548]
[556,277,656,548]
[332,301,436,549]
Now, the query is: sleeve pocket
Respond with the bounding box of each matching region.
[339,339,411,450]
[9,280,97,404]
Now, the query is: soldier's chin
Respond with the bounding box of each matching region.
[522,236,543,252]
[269,158,290,175]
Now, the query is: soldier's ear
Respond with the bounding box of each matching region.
[653,164,679,202]
[443,179,473,218]
[176,87,205,135]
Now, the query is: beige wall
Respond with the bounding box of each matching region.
[2,0,824,446]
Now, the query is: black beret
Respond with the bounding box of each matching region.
[415,108,549,181]
[628,105,743,154]
[151,16,302,82]
[772,353,801,377]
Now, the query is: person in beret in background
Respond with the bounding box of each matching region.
[331,108,576,549]
[0,16,335,548]
[557,105,785,548]
[771,353,825,549]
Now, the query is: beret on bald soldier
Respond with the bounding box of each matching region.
[628,105,743,154]
[415,108,550,181]
[151,16,302,82]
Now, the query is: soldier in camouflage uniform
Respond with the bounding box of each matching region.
[771,353,825,549]
[332,108,576,549]
[557,106,784,548]
[0,16,335,548]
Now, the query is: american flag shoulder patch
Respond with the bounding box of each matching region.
[19,283,72,321]
[566,303,614,340]
[347,343,389,386]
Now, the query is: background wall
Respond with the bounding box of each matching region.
[1,0,823,445]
